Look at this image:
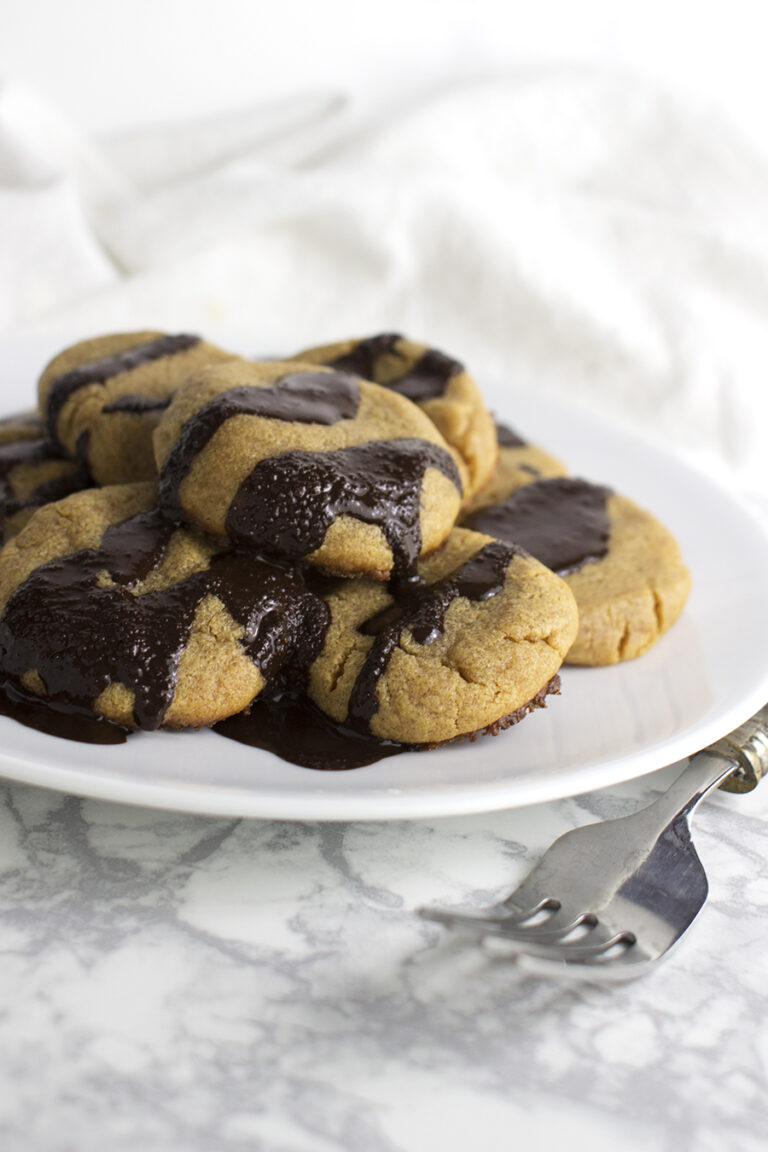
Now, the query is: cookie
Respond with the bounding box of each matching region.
[465,421,567,514]
[38,331,234,485]
[308,526,578,744]
[294,333,497,498]
[154,359,466,582]
[0,411,44,447]
[0,484,324,730]
[0,438,90,544]
[462,477,691,665]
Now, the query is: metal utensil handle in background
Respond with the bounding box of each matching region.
[716,704,768,793]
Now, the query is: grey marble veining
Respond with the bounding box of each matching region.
[0,768,766,1152]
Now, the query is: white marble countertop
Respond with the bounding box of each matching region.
[0,763,766,1151]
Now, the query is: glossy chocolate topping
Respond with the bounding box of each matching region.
[495,422,526,448]
[347,539,518,730]
[328,334,463,402]
[0,679,130,744]
[214,684,408,770]
[45,333,200,439]
[225,439,461,585]
[463,477,612,575]
[158,370,362,510]
[0,509,321,731]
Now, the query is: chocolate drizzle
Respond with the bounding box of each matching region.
[225,439,461,586]
[102,395,173,415]
[328,333,463,402]
[327,333,400,380]
[463,477,612,575]
[0,509,322,731]
[45,333,200,439]
[495,422,526,448]
[158,370,362,513]
[347,540,518,730]
[0,439,90,540]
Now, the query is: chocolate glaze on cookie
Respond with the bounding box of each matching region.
[102,395,173,415]
[327,333,463,402]
[159,370,362,509]
[462,477,612,575]
[0,509,324,733]
[215,540,558,769]
[348,539,519,729]
[225,439,462,587]
[0,440,90,543]
[45,333,201,439]
[495,422,526,448]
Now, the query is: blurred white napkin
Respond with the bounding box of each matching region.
[2,71,768,498]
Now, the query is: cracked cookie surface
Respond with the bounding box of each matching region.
[308,526,577,744]
[463,477,690,665]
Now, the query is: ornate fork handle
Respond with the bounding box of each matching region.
[716,705,768,793]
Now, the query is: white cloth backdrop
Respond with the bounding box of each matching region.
[2,71,768,502]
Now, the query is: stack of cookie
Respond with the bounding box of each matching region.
[0,330,689,766]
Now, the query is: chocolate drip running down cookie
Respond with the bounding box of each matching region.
[347,539,520,729]
[215,537,565,769]
[0,506,326,732]
[225,439,461,588]
[156,364,464,583]
[158,371,363,511]
[463,477,613,575]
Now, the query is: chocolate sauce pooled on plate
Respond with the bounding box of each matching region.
[348,540,518,730]
[0,679,130,744]
[0,509,318,733]
[329,334,463,402]
[214,686,408,771]
[463,477,612,575]
[45,333,200,439]
[495,422,526,448]
[225,439,461,587]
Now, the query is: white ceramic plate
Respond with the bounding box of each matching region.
[2,337,768,820]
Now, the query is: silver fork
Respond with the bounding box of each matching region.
[420,706,768,979]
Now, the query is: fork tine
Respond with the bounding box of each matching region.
[418,899,586,938]
[481,928,637,964]
[418,905,548,933]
